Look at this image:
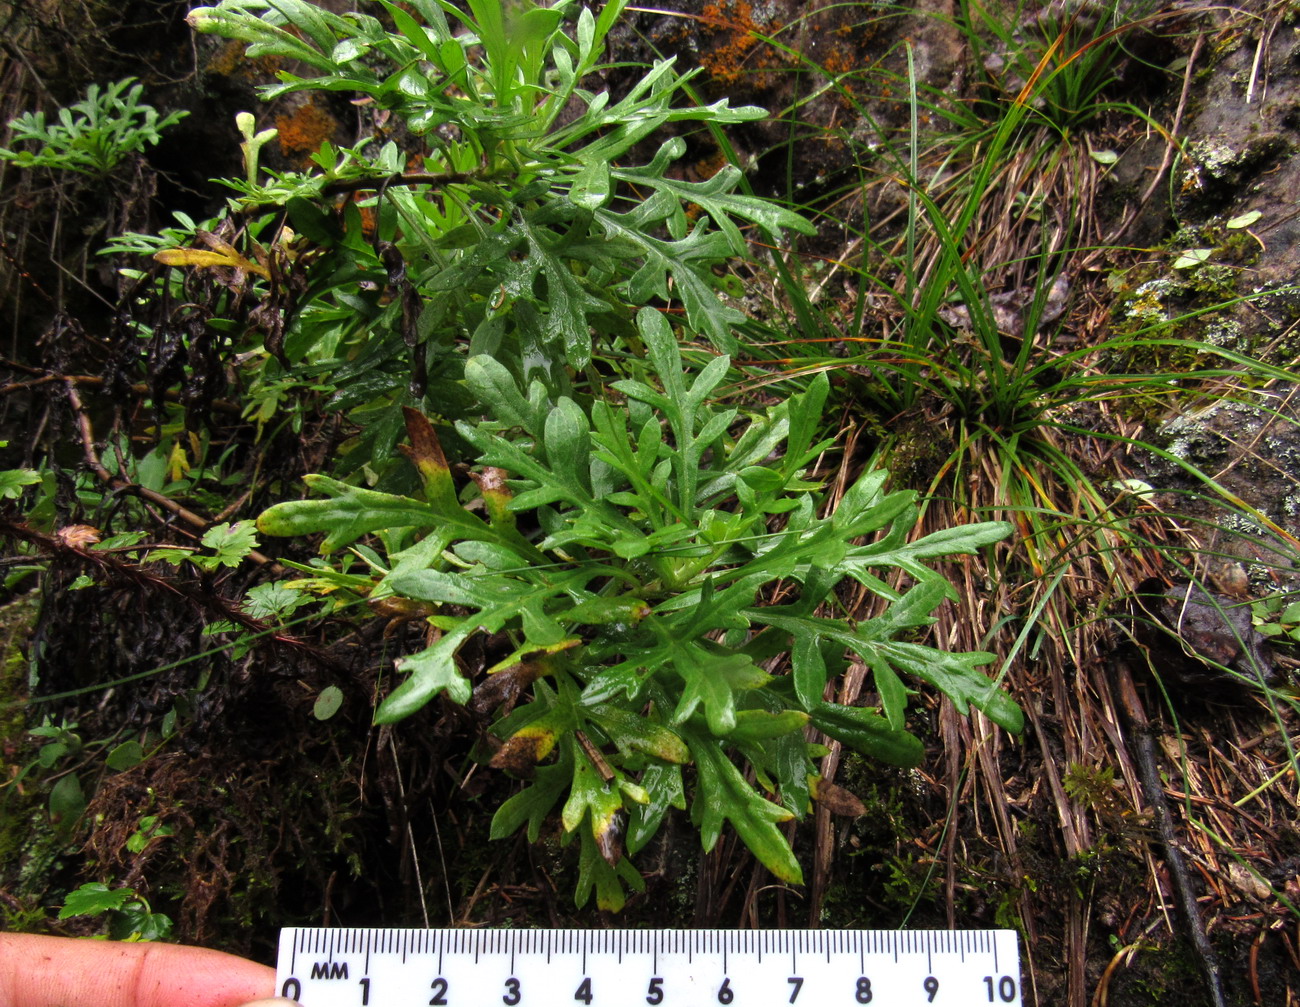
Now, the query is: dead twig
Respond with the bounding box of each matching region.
[1115,660,1228,1007]
[0,516,341,675]
[0,364,243,415]
[63,378,279,570]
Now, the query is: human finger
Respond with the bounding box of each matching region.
[0,932,275,1007]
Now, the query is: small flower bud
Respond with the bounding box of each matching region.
[186,7,217,31]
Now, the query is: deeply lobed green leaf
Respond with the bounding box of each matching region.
[218,0,1023,911]
[257,302,1019,907]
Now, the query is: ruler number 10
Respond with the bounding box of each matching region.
[984,975,1017,1002]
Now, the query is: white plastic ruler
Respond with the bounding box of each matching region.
[277,928,1022,1007]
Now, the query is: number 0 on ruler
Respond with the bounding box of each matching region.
[277,929,1022,1007]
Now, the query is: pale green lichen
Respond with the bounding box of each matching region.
[1201,317,1244,349]
[1125,276,1178,322]
[1219,511,1270,541]
[1183,139,1239,192]
[1159,400,1261,462]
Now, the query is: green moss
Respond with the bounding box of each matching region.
[14,810,74,900]
[815,757,955,928]
[0,592,42,892]
[0,591,38,730]
[1106,939,1204,1001]
[884,420,958,487]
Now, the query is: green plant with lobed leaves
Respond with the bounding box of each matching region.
[163,0,812,473]
[106,0,1026,910]
[257,307,1020,909]
[59,881,173,941]
[0,78,187,177]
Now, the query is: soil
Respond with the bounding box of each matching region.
[2,1,1299,1006]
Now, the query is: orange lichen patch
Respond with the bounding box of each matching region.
[819,46,857,78]
[688,149,729,182]
[275,99,338,162]
[822,23,895,110]
[698,0,790,87]
[205,39,285,81]
[206,40,247,78]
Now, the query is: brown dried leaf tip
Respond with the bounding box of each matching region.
[470,466,515,528]
[490,724,559,776]
[368,595,436,637]
[810,776,866,817]
[594,810,624,867]
[401,407,458,510]
[469,661,545,716]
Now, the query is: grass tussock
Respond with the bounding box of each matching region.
[717,0,1300,996]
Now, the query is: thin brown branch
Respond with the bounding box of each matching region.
[62,379,280,570]
[0,366,243,415]
[0,516,339,672]
[1115,660,1228,1007]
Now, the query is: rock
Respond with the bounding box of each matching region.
[1133,579,1277,690]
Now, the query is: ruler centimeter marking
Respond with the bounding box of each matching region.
[278,929,1022,1007]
